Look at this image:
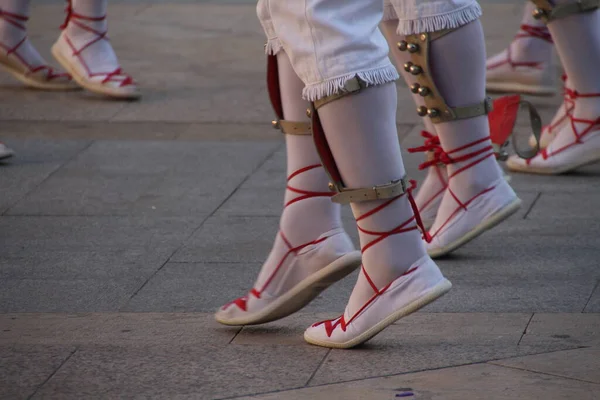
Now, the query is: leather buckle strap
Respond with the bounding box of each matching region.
[531,0,599,23]
[313,77,367,110]
[400,29,493,124]
[330,177,409,204]
[488,96,543,161]
[272,119,312,135]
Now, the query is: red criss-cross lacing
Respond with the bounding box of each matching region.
[407,131,448,214]
[310,180,429,337]
[530,89,600,164]
[541,75,575,139]
[223,164,336,312]
[0,8,70,82]
[59,0,134,87]
[409,137,496,239]
[487,24,553,71]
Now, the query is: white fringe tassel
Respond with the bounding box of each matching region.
[264,38,283,55]
[382,5,398,22]
[396,3,482,36]
[302,65,399,102]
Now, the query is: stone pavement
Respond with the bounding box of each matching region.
[1,1,599,399]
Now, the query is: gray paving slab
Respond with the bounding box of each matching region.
[0,345,76,400]
[239,362,600,400]
[307,314,568,386]
[122,262,262,312]
[519,313,600,348]
[31,344,326,400]
[172,215,280,263]
[0,277,147,313]
[0,313,238,347]
[0,139,90,214]
[492,347,600,384]
[6,141,278,216]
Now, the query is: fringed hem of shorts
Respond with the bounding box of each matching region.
[264,37,283,55]
[302,64,399,102]
[382,5,398,22]
[395,2,482,35]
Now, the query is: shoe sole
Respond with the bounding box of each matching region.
[304,278,452,349]
[52,45,141,100]
[486,81,555,97]
[507,151,600,175]
[215,251,362,326]
[0,58,80,91]
[428,197,522,259]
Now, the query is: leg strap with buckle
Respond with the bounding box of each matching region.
[397,29,493,124]
[267,54,312,136]
[308,79,410,205]
[531,0,599,24]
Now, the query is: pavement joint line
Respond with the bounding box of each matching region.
[582,279,600,313]
[517,313,535,346]
[488,355,600,386]
[522,192,541,220]
[1,140,95,217]
[228,327,244,344]
[120,141,283,308]
[304,348,331,387]
[214,346,587,400]
[26,346,79,400]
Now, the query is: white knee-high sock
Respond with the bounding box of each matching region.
[512,3,554,63]
[0,0,50,69]
[254,52,343,288]
[430,20,503,191]
[61,0,120,73]
[546,2,600,121]
[318,82,427,315]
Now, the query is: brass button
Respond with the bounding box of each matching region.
[403,62,413,72]
[409,65,422,75]
[420,33,427,41]
[417,106,428,117]
[407,43,419,53]
[397,40,408,51]
[532,8,545,19]
[410,83,420,94]
[328,182,335,191]
[427,108,440,118]
[417,86,430,96]
[271,120,280,129]
[306,108,312,118]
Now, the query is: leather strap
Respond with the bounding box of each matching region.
[275,120,312,135]
[403,29,493,124]
[511,100,542,160]
[330,177,409,204]
[531,0,599,23]
[313,77,367,110]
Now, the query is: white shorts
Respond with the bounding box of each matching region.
[257,0,481,101]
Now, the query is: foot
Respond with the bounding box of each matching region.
[427,180,521,258]
[0,8,76,90]
[215,228,361,326]
[486,24,555,96]
[508,89,600,175]
[304,255,451,348]
[51,4,139,99]
[422,135,521,258]
[0,141,14,160]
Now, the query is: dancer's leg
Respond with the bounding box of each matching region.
[0,0,75,89]
[52,0,139,98]
[386,2,521,258]
[486,2,556,95]
[507,0,600,174]
[215,48,360,326]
